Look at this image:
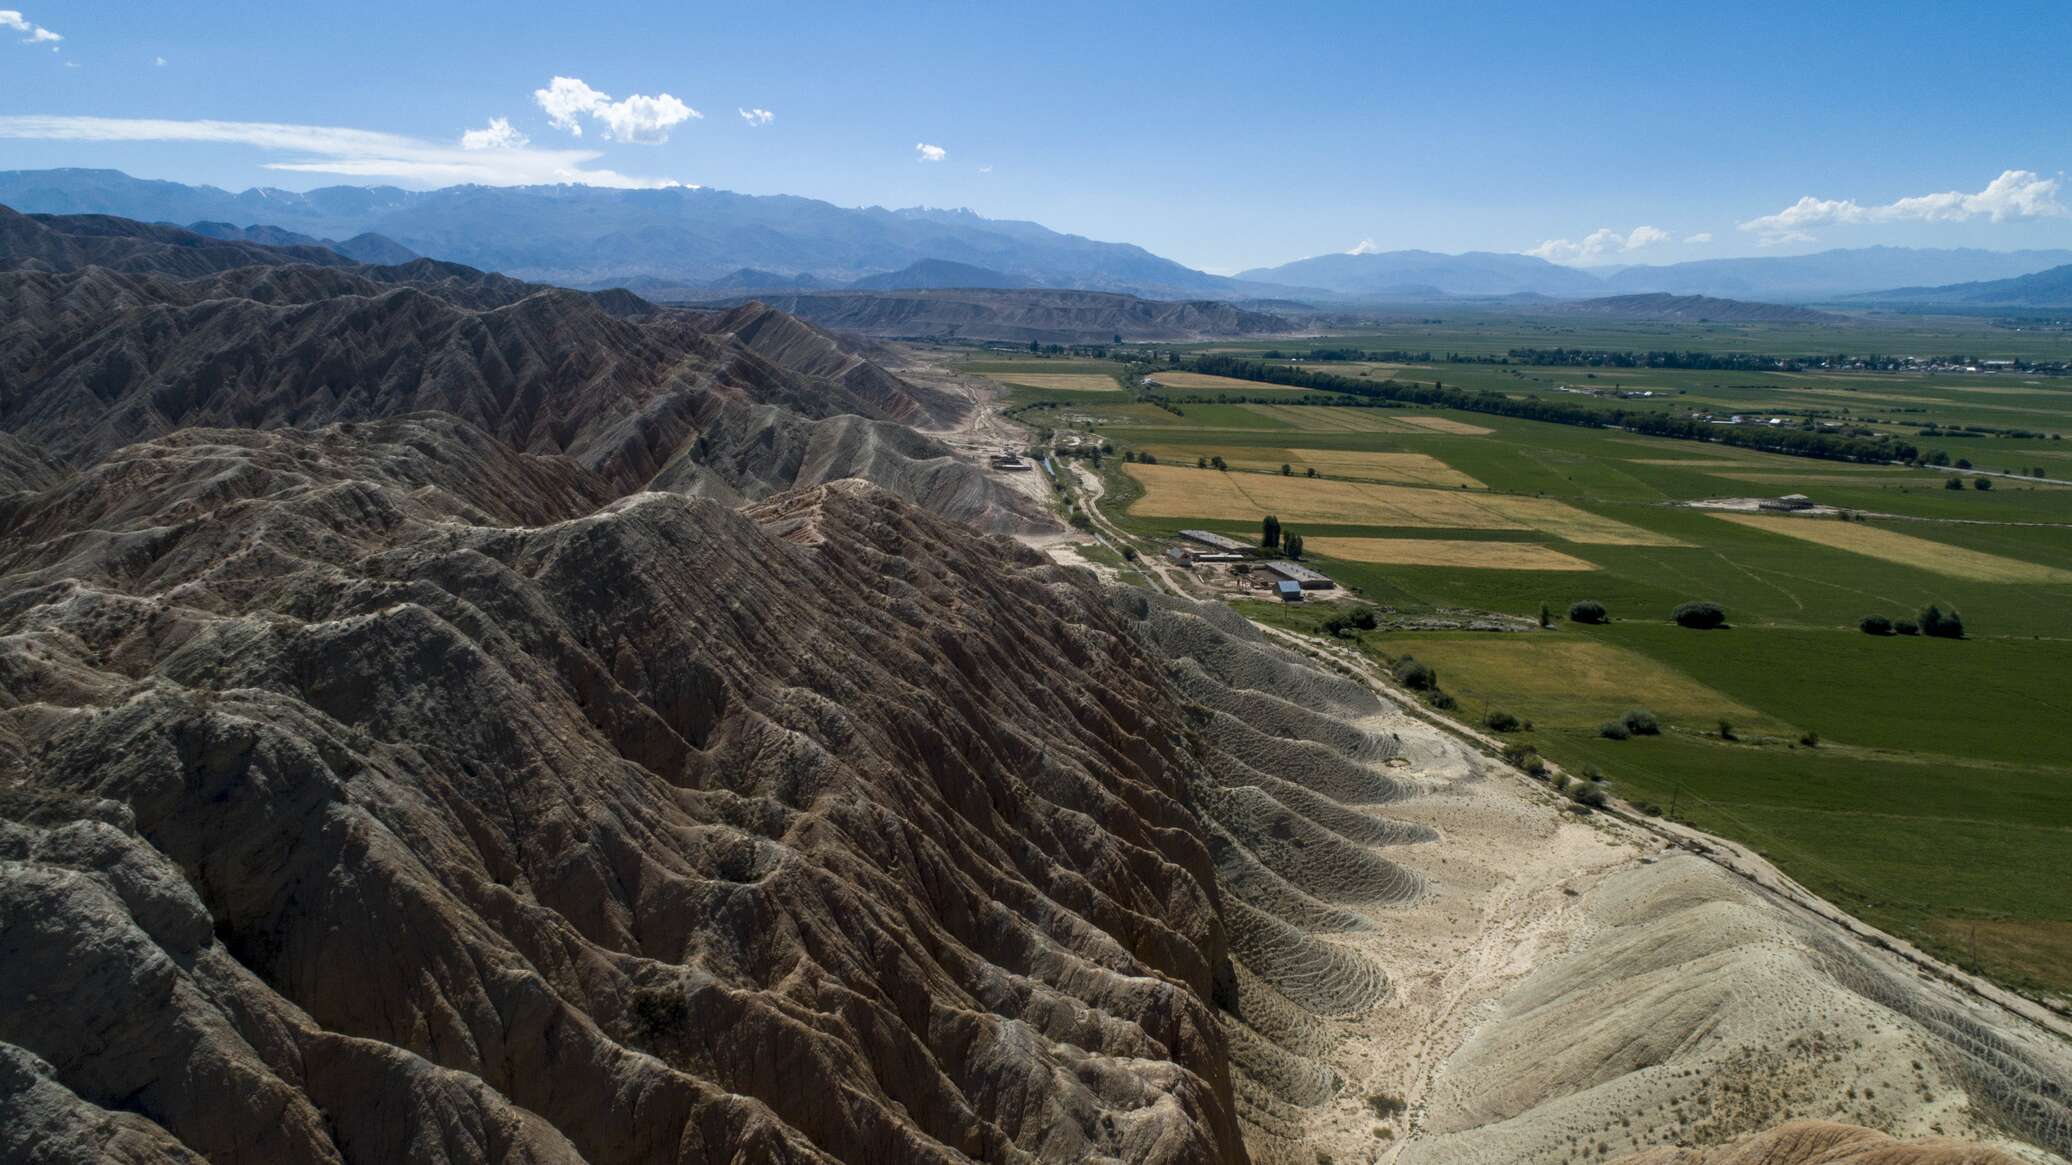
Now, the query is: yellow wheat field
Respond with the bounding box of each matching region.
[997,373,1121,392]
[1145,371,1314,392]
[1708,513,2072,582]
[1394,414,1495,435]
[1135,447,1483,488]
[1124,463,1683,544]
[1235,405,1493,435]
[1393,638,1776,731]
[1303,537,1598,571]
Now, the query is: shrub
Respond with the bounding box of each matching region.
[1894,619,1920,636]
[1859,614,1893,636]
[1943,476,1964,490]
[1366,1092,1407,1119]
[1068,512,1092,530]
[1349,608,1378,631]
[1570,781,1609,809]
[1484,709,1522,732]
[1568,599,1609,624]
[1395,659,1436,691]
[1672,601,1726,629]
[1717,719,1736,740]
[1121,546,1138,562]
[1599,720,1630,741]
[1539,603,1552,629]
[1427,689,1458,711]
[1920,605,1966,639]
[1799,730,1820,748]
[1621,708,1661,736]
[1973,477,1992,490]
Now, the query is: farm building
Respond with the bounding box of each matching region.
[1167,547,1249,566]
[1259,560,1335,589]
[1276,580,1304,603]
[1177,529,1253,553]
[1759,493,1815,512]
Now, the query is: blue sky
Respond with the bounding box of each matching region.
[2,0,2067,273]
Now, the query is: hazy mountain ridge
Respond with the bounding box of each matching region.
[11,170,2070,306]
[185,220,421,265]
[1536,293,1843,323]
[1244,244,2072,302]
[1236,249,1606,297]
[1601,245,2072,300]
[1843,262,2072,308]
[0,169,1233,297]
[700,288,1293,343]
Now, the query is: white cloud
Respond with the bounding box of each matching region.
[1525,225,1672,264]
[915,142,946,162]
[977,165,992,174]
[533,76,608,136]
[738,107,774,127]
[1348,239,1381,255]
[1739,169,2065,244]
[594,93,698,144]
[460,116,527,150]
[532,76,698,143]
[0,9,59,44]
[1684,231,1713,244]
[0,115,686,188]
[154,56,167,67]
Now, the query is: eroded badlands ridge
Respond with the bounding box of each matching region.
[0,421,1252,1162]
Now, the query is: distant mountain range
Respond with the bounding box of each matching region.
[1533,293,1843,324]
[1239,245,2072,302]
[1236,250,1606,297]
[185,220,420,265]
[695,288,1290,344]
[1843,263,2072,309]
[0,168,1235,297]
[5,169,2068,306]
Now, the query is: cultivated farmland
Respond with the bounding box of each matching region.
[1709,512,2072,582]
[1084,317,2072,996]
[1300,537,1598,570]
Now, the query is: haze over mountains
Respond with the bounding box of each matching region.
[6,169,2070,307]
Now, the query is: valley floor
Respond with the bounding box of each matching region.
[939,354,2072,1165]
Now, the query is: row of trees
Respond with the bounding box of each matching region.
[1259,515,1305,559]
[1184,355,1922,465]
[1862,606,1966,638]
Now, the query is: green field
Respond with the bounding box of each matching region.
[1081,319,2072,998]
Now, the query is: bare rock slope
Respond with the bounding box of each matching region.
[0,205,1037,533]
[0,421,1246,1163]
